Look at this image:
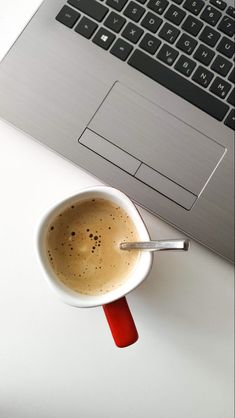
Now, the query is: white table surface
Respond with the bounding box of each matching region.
[0,2,234,418]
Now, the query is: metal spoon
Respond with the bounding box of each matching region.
[120,239,190,252]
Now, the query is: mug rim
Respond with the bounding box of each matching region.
[36,186,153,308]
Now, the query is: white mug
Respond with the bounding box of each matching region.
[37,186,153,348]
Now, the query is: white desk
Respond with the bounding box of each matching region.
[0,2,234,417]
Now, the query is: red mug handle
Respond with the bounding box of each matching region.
[103,297,138,348]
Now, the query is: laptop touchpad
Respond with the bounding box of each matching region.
[88,82,225,206]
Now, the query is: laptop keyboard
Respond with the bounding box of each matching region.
[55,0,235,130]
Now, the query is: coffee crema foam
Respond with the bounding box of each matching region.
[46,198,140,295]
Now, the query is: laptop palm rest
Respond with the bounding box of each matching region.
[84,82,225,210]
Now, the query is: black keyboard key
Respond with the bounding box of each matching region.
[139,33,161,54]
[210,76,231,98]
[227,88,235,106]
[68,0,108,22]
[124,1,145,21]
[218,16,235,37]
[147,0,169,15]
[141,12,163,33]
[110,38,133,60]
[106,0,128,11]
[228,68,235,83]
[211,55,232,76]
[159,23,180,44]
[75,17,98,38]
[192,65,214,87]
[200,5,222,27]
[194,44,215,65]
[175,55,196,76]
[136,0,147,3]
[226,6,235,19]
[224,109,235,130]
[183,0,205,16]
[176,33,198,54]
[164,5,186,25]
[104,11,126,32]
[217,37,235,58]
[199,26,220,47]
[122,22,144,43]
[92,27,115,49]
[56,5,80,28]
[172,0,184,4]
[182,15,203,36]
[157,44,179,65]
[128,49,229,120]
[209,0,226,11]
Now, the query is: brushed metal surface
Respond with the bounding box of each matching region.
[89,82,226,196]
[80,129,141,175]
[80,128,197,209]
[0,0,233,261]
[135,164,197,210]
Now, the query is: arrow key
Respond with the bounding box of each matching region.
[110,38,133,60]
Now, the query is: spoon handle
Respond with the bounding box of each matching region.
[120,239,190,252]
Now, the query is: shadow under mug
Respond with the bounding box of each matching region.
[37,186,154,348]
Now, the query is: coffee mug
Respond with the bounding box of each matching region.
[37,186,187,348]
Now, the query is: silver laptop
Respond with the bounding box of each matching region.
[0,0,234,261]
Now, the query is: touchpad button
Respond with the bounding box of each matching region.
[88,82,225,197]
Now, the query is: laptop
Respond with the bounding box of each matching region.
[0,0,234,261]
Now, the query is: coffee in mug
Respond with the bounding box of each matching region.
[46,198,140,296]
[38,186,153,348]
